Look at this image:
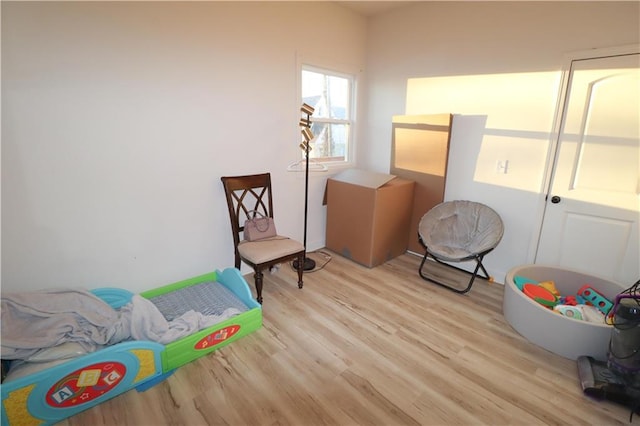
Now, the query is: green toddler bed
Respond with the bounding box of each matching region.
[1,268,262,425]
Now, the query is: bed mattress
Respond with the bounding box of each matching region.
[148,280,249,320]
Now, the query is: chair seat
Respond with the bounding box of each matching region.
[426,244,475,262]
[238,236,305,265]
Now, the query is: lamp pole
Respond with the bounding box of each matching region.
[301,111,315,270]
[293,106,316,271]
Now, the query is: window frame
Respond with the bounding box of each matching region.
[300,63,356,166]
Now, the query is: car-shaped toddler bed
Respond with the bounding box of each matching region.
[1,268,261,426]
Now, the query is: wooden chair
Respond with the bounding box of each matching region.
[221,173,304,304]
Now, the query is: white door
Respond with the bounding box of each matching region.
[536,52,640,285]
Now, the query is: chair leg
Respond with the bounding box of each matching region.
[296,254,304,289]
[418,250,491,294]
[254,269,264,304]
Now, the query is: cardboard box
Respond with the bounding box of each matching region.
[391,114,452,254]
[325,169,415,268]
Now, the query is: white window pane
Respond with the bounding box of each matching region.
[309,123,348,160]
[302,65,353,163]
[302,70,349,120]
[327,75,349,120]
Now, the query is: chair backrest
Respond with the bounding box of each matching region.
[221,173,275,248]
[419,200,504,256]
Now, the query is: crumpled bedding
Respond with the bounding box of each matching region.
[418,200,504,261]
[1,288,242,361]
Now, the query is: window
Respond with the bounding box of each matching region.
[301,65,354,163]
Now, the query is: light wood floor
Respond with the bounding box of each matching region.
[62,251,636,426]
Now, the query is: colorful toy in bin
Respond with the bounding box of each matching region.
[554,304,583,320]
[577,284,613,315]
[513,274,613,323]
[559,295,577,306]
[513,275,534,291]
[523,283,558,308]
[538,281,560,298]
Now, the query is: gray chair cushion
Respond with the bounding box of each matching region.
[418,200,504,261]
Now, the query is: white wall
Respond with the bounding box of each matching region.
[4,1,639,293]
[1,1,366,292]
[362,1,640,282]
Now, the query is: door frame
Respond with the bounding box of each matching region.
[530,44,640,263]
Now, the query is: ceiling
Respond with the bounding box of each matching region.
[336,1,413,17]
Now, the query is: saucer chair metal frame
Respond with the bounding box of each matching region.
[417,200,504,294]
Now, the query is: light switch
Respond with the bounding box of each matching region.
[496,160,509,174]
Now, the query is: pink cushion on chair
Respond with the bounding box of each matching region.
[238,237,305,265]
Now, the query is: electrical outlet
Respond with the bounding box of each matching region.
[496,160,509,174]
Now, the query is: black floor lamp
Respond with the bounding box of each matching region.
[293,103,317,271]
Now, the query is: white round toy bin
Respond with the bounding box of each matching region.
[503,264,626,360]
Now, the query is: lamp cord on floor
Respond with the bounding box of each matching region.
[289,250,332,273]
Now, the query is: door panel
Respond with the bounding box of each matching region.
[536,53,640,284]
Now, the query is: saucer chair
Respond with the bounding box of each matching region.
[418,200,504,294]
